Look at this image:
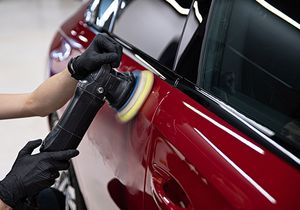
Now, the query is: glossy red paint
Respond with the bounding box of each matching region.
[60,1,93,49]
[143,84,300,210]
[49,11,170,208]
[46,2,300,210]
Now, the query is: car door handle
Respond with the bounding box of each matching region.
[151,167,192,210]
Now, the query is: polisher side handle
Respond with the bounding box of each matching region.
[40,67,109,152]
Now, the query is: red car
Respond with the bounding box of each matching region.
[48,0,300,209]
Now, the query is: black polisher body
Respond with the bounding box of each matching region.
[40,64,135,152]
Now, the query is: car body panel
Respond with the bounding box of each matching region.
[46,0,300,209]
[144,84,300,209]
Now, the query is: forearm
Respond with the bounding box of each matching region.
[0,34,122,120]
[0,199,12,210]
[26,69,77,117]
[0,69,77,119]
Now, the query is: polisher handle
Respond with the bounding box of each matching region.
[40,87,105,152]
[40,65,111,152]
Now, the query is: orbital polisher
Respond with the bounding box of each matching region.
[40,64,154,152]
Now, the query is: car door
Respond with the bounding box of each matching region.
[62,0,193,209]
[143,0,300,209]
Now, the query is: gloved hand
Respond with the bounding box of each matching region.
[0,140,79,208]
[68,33,123,80]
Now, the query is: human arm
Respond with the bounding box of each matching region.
[0,69,77,119]
[0,140,79,208]
[0,199,11,210]
[0,33,122,120]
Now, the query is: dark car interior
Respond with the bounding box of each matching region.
[201,0,300,155]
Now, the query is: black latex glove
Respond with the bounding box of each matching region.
[68,33,123,80]
[0,140,79,208]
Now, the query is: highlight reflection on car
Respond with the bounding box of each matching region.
[48,0,300,209]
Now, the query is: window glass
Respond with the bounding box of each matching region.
[174,0,212,82]
[113,0,193,69]
[85,0,119,31]
[96,0,119,31]
[85,0,101,25]
[200,0,300,155]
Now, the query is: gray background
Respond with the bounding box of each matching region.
[0,0,82,179]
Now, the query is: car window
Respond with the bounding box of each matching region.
[85,0,119,31]
[174,0,212,82]
[97,0,119,31]
[178,0,300,156]
[112,0,193,70]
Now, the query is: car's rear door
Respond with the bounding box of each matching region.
[142,1,300,210]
